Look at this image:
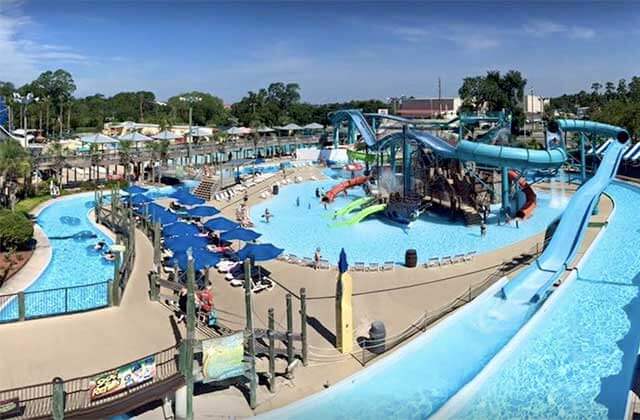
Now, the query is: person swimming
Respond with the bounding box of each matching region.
[262,208,273,223]
[103,250,116,261]
[94,240,106,251]
[296,196,300,207]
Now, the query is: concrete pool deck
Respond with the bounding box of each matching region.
[0,165,612,418]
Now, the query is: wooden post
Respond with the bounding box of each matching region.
[184,248,196,420]
[268,307,276,393]
[153,222,161,269]
[149,272,160,301]
[51,377,64,420]
[243,258,257,409]
[300,288,308,366]
[18,291,25,321]
[112,244,121,306]
[286,293,294,366]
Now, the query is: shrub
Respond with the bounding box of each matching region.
[0,210,34,251]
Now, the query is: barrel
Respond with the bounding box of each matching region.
[368,321,386,355]
[272,184,279,195]
[405,249,417,268]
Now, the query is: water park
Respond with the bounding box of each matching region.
[2,98,640,420]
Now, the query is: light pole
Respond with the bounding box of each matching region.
[12,92,39,147]
[179,95,203,164]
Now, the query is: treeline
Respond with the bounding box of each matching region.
[549,77,640,137]
[0,70,386,137]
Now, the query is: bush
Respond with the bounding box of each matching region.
[0,210,34,251]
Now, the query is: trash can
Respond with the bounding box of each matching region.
[368,321,386,354]
[272,184,279,195]
[405,249,417,268]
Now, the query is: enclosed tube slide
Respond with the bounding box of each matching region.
[509,170,536,219]
[323,175,368,203]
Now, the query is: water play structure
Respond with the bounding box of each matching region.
[262,115,630,419]
[324,109,568,226]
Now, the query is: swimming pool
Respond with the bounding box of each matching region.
[249,179,568,264]
[439,181,640,419]
[0,193,114,321]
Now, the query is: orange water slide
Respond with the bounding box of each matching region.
[508,170,536,219]
[323,176,369,202]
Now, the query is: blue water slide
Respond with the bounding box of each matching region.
[501,137,628,302]
[551,119,631,141]
[331,109,567,170]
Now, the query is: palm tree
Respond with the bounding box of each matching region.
[89,143,102,182]
[145,140,170,183]
[118,140,133,181]
[0,139,32,210]
[47,140,66,189]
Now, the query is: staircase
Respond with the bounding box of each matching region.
[192,177,217,201]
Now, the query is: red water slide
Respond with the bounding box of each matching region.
[508,170,536,219]
[323,176,369,203]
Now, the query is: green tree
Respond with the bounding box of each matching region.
[0,139,32,210]
[167,91,227,126]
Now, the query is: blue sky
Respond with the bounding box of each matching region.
[0,0,639,103]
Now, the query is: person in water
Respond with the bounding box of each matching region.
[94,240,106,251]
[315,187,320,198]
[103,250,116,261]
[296,196,300,207]
[262,208,273,223]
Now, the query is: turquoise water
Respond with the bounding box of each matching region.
[0,194,113,321]
[250,179,567,264]
[447,182,640,419]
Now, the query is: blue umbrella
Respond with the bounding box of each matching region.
[162,222,200,238]
[176,194,205,206]
[220,227,261,242]
[124,185,148,194]
[169,248,221,271]
[169,187,192,199]
[164,235,210,253]
[141,203,178,225]
[338,248,349,274]
[236,243,283,262]
[187,205,220,218]
[129,194,152,206]
[204,217,239,232]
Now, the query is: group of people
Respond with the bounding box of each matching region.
[175,286,215,325]
[94,240,116,261]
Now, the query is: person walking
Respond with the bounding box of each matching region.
[314,248,322,270]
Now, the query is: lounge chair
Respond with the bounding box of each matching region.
[318,259,331,270]
[452,254,465,264]
[425,257,440,268]
[353,262,366,271]
[441,256,452,265]
[276,253,289,262]
[366,262,380,272]
[463,251,476,262]
[301,257,314,267]
[287,254,301,265]
[382,261,394,271]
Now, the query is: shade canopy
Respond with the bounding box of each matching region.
[303,122,324,130]
[257,126,275,133]
[277,123,302,130]
[169,248,221,271]
[129,194,153,206]
[152,130,181,141]
[140,203,178,225]
[164,235,210,253]
[204,217,239,232]
[236,243,283,262]
[169,188,205,206]
[118,132,153,142]
[220,227,261,242]
[162,222,200,238]
[186,206,220,217]
[124,185,148,194]
[190,127,213,137]
[80,133,118,144]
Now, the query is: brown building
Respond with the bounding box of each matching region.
[397,97,462,119]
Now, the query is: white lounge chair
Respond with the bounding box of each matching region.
[301,257,314,267]
[441,256,452,265]
[353,262,366,271]
[288,254,301,265]
[463,251,476,262]
[452,254,465,264]
[382,261,394,271]
[367,262,380,272]
[318,259,331,270]
[425,257,440,268]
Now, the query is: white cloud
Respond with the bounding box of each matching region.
[0,2,90,84]
[388,23,501,50]
[523,19,596,40]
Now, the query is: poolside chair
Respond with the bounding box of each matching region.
[382,261,394,271]
[276,253,289,262]
[367,262,380,272]
[301,257,314,267]
[463,251,476,262]
[287,254,301,265]
[318,259,331,270]
[452,254,465,264]
[353,262,366,272]
[441,256,452,265]
[425,257,440,268]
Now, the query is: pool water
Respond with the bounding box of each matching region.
[444,182,640,419]
[0,194,114,321]
[250,179,568,264]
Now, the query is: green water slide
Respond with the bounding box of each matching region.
[347,149,376,163]
[335,204,386,226]
[335,196,375,217]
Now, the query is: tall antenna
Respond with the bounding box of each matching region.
[438,77,442,100]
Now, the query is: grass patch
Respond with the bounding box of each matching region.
[15,195,53,215]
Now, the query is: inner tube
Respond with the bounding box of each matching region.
[60,216,81,226]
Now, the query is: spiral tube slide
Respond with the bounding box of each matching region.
[549,119,630,142]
